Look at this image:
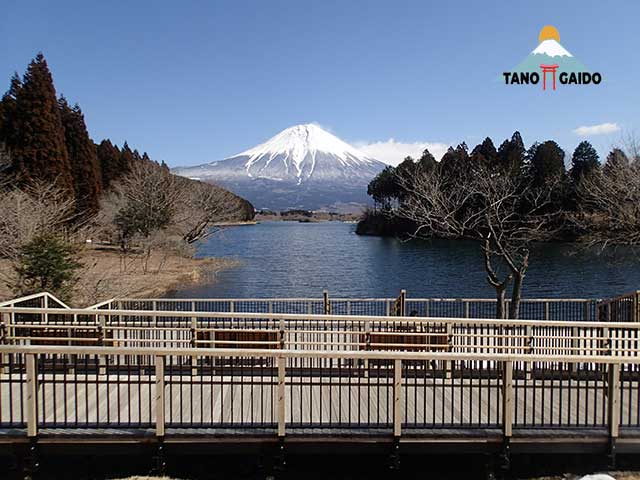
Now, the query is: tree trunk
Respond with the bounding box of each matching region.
[495,284,507,320]
[482,237,511,320]
[509,268,528,319]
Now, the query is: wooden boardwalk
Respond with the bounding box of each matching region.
[2,373,637,433]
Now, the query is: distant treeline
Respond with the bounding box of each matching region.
[357,131,621,238]
[0,53,254,220]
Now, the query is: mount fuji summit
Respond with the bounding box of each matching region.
[173,124,386,212]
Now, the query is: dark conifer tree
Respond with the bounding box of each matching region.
[10,53,73,191]
[58,96,103,215]
[497,131,526,174]
[603,148,629,176]
[119,141,135,173]
[439,143,469,180]
[96,139,121,189]
[529,140,566,187]
[470,137,498,169]
[0,73,22,149]
[417,148,437,172]
[569,141,600,184]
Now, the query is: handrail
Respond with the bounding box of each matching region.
[0,344,633,443]
[0,291,70,309]
[85,298,115,310]
[0,305,635,329]
[114,296,597,303]
[1,344,639,364]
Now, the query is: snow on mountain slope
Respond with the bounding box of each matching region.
[531,39,573,57]
[173,124,387,211]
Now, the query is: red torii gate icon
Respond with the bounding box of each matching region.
[540,64,559,91]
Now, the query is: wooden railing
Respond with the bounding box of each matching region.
[107,295,599,321]
[2,306,640,358]
[0,345,638,441]
[598,291,640,322]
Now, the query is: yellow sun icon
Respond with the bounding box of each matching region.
[538,25,560,43]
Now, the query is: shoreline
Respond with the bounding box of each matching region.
[0,246,240,307]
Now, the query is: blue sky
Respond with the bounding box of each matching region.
[2,1,638,166]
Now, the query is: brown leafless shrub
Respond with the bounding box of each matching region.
[396,164,560,319]
[0,181,77,260]
[573,156,640,252]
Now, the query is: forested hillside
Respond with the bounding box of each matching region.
[0,53,254,220]
[0,53,253,304]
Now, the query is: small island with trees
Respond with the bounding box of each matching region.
[358,132,640,318]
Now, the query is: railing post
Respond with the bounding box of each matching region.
[393,359,402,437]
[26,353,38,438]
[191,317,198,376]
[0,319,6,374]
[43,295,49,324]
[445,323,453,378]
[152,300,157,325]
[584,301,590,322]
[608,363,621,440]
[363,321,371,376]
[279,318,285,350]
[323,290,330,315]
[277,356,286,437]
[155,355,165,437]
[502,360,514,439]
[98,315,106,373]
[526,325,534,379]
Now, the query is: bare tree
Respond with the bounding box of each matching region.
[573,151,640,251]
[173,179,246,245]
[98,161,184,249]
[0,181,77,260]
[397,164,559,319]
[97,162,248,274]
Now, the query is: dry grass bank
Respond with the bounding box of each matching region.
[0,245,239,306]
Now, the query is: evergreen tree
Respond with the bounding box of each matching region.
[439,143,469,179]
[119,141,135,172]
[417,148,437,172]
[529,140,566,187]
[570,141,600,184]
[0,73,22,151]
[10,53,74,191]
[497,131,526,174]
[603,148,629,175]
[96,139,121,189]
[59,96,103,216]
[470,137,498,169]
[12,233,81,301]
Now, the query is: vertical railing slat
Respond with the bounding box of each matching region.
[155,355,165,437]
[26,353,37,437]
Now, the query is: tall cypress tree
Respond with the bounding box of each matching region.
[96,139,121,189]
[529,140,566,187]
[119,141,135,173]
[0,73,22,148]
[570,141,600,184]
[497,131,526,174]
[470,137,498,169]
[11,53,73,192]
[59,96,103,215]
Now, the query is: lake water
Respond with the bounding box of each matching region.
[171,221,640,299]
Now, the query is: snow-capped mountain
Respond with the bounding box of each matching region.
[512,38,586,73]
[173,124,386,212]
